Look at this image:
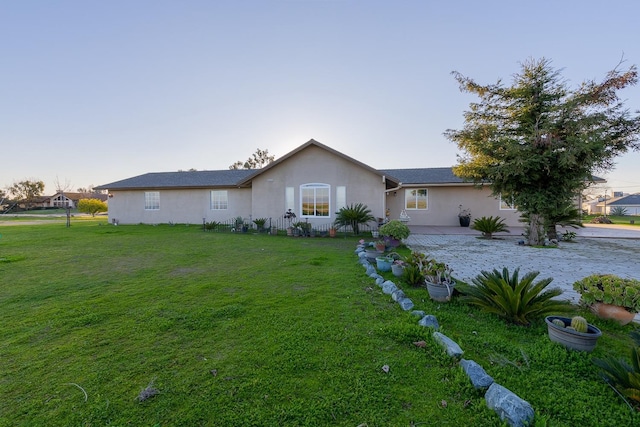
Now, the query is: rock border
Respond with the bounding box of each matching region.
[355,243,535,427]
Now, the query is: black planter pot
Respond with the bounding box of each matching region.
[459,216,471,227]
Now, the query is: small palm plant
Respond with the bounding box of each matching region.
[334,203,375,235]
[593,330,640,408]
[610,206,629,216]
[471,215,510,239]
[458,267,572,325]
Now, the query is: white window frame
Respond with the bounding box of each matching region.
[144,191,160,210]
[499,195,516,210]
[210,190,228,210]
[405,188,428,210]
[300,183,330,218]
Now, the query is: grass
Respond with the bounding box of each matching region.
[0,220,638,426]
[583,214,640,226]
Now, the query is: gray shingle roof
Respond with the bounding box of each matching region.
[97,167,465,190]
[608,194,640,206]
[95,169,256,190]
[380,168,467,185]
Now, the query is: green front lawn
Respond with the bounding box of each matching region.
[583,214,640,226]
[0,221,637,426]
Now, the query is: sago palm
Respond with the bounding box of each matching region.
[458,267,572,325]
[593,330,640,407]
[471,215,509,239]
[333,203,375,235]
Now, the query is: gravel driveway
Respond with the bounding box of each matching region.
[405,233,640,304]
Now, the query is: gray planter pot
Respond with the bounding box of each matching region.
[545,316,602,352]
[376,257,393,272]
[391,263,405,277]
[426,281,455,302]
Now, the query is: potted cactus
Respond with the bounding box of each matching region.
[545,315,602,352]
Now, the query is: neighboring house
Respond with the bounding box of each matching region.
[30,192,109,209]
[596,193,640,215]
[95,139,533,228]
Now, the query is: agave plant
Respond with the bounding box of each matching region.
[333,203,375,235]
[470,215,510,239]
[593,330,640,407]
[457,267,572,325]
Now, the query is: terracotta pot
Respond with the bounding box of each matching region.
[590,302,636,325]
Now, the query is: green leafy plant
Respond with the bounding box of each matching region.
[458,205,471,218]
[401,264,425,287]
[590,216,613,224]
[561,230,577,241]
[610,206,629,216]
[573,274,640,312]
[253,217,268,231]
[424,259,455,286]
[401,250,430,287]
[204,220,220,231]
[333,203,376,235]
[458,267,572,325]
[593,330,640,408]
[378,219,411,240]
[470,216,510,239]
[235,216,245,228]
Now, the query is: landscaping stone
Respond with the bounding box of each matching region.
[398,298,414,311]
[382,281,398,295]
[418,315,439,330]
[391,289,406,301]
[485,383,534,427]
[459,358,493,390]
[375,277,384,286]
[411,310,425,318]
[433,332,463,358]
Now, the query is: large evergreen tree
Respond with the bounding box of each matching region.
[445,58,640,245]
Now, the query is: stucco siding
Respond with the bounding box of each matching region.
[384,185,522,227]
[107,188,252,224]
[251,145,385,228]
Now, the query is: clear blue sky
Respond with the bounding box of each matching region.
[2,0,639,196]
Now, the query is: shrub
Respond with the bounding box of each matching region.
[334,203,376,235]
[470,216,509,239]
[457,267,572,325]
[378,219,411,240]
[77,198,108,217]
[593,330,640,408]
[590,216,612,224]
